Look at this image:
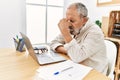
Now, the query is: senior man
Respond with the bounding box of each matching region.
[50,2,108,75]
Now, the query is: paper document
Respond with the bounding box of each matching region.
[36,60,92,80]
[98,0,112,3]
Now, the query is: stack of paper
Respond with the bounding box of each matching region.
[36,60,92,80]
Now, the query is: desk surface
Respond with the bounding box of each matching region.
[0,48,110,80]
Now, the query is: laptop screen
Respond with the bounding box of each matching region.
[20,32,39,64]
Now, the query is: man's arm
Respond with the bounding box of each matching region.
[58,18,72,43]
[50,34,67,53]
[50,18,73,53]
[55,46,67,54]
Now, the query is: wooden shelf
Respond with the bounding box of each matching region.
[97,0,120,6]
[108,11,120,37]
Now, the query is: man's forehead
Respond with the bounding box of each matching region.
[66,8,79,17]
[67,4,77,9]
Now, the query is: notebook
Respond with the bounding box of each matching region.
[20,32,66,65]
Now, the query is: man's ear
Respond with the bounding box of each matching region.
[80,17,84,23]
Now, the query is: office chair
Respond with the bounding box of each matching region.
[104,39,117,80]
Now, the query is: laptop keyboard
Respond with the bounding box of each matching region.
[50,51,60,57]
[36,53,54,62]
[35,50,66,64]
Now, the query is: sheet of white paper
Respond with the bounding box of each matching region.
[98,0,112,3]
[36,60,92,80]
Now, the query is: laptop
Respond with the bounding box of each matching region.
[20,32,66,65]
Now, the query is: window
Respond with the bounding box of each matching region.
[26,0,64,44]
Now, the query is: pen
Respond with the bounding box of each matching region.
[16,35,19,42]
[54,66,73,75]
[16,35,19,39]
[13,37,18,43]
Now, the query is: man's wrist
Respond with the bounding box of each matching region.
[64,34,72,43]
[55,45,63,51]
[60,29,72,43]
[55,45,67,54]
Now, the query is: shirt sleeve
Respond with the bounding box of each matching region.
[64,39,78,50]
[50,34,65,51]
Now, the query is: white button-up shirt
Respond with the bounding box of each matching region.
[50,19,108,75]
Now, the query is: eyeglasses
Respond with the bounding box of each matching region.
[34,47,48,54]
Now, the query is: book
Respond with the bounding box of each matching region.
[112,23,120,38]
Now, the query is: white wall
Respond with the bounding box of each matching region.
[64,0,120,22]
[0,0,26,48]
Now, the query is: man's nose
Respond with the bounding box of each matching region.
[67,20,71,22]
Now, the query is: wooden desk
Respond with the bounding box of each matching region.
[0,48,110,80]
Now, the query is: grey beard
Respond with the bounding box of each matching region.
[69,26,80,35]
[69,26,75,35]
[70,29,76,35]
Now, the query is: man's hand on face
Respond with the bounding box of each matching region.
[58,18,73,43]
[58,18,72,36]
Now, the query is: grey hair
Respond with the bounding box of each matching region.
[69,2,88,17]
